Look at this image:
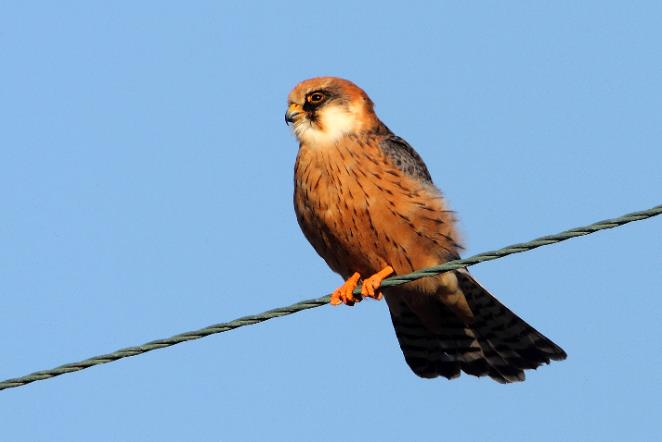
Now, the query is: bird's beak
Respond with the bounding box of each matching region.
[285,103,303,125]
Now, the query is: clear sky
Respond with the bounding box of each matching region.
[1,2,661,441]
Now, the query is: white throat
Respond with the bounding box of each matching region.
[294,105,359,146]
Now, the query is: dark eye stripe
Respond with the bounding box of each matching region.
[303,90,328,111]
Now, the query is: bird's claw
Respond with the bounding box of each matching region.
[330,272,361,306]
[360,266,394,300]
[330,266,394,306]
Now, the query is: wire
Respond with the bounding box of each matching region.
[0,204,659,392]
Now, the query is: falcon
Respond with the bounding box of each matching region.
[286,77,566,382]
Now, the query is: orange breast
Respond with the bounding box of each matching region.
[294,133,460,279]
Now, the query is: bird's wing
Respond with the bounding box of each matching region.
[378,134,433,184]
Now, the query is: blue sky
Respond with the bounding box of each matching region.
[1,1,660,441]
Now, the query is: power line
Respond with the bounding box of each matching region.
[0,204,659,392]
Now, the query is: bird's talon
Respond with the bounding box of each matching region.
[331,272,361,306]
[360,266,394,300]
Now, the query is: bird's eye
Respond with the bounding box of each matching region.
[307,93,325,104]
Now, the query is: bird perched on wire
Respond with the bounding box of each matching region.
[286,77,566,382]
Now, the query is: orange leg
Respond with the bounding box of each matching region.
[360,266,394,301]
[330,272,361,306]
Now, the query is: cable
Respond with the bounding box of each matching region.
[0,204,659,392]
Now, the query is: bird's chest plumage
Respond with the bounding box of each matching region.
[293,135,457,279]
[294,139,378,277]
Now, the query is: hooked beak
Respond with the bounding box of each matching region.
[285,103,303,125]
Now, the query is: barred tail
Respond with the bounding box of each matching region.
[386,270,566,383]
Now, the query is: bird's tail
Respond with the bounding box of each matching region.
[386,269,567,383]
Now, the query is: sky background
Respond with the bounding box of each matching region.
[1,1,661,441]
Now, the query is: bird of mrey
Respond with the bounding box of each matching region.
[286,77,566,382]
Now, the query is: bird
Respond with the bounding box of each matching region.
[285,76,566,382]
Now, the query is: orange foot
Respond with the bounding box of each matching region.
[361,266,394,301]
[330,272,361,306]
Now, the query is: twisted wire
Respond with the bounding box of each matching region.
[1,204,659,392]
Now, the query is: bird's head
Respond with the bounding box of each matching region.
[286,77,380,146]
